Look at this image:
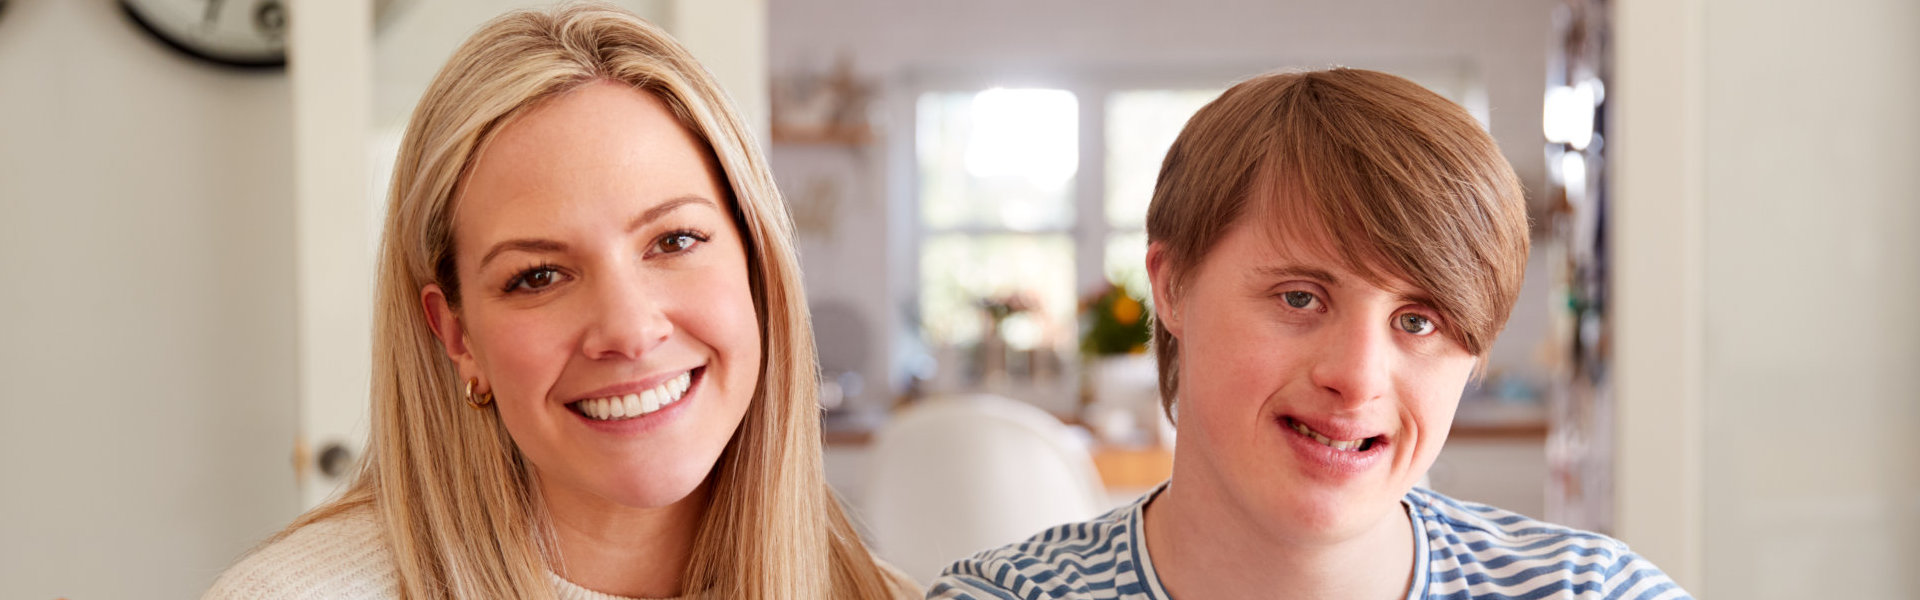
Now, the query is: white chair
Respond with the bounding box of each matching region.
[862,393,1107,584]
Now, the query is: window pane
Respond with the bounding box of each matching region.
[918,89,1078,231]
[1105,230,1151,301]
[1105,90,1220,228]
[920,233,1076,352]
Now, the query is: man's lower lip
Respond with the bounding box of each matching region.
[1279,419,1387,476]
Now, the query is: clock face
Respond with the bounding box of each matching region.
[121,0,288,68]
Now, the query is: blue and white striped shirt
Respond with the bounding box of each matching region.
[930,486,1691,600]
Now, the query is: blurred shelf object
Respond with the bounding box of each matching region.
[770,53,876,148]
[1452,398,1551,440]
[1542,0,1615,535]
[771,123,874,146]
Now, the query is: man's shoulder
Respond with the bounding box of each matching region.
[203,505,400,600]
[930,501,1163,600]
[1408,488,1692,599]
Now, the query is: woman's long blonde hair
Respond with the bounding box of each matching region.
[282,4,905,598]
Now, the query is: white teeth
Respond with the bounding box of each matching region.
[575,371,697,421]
[1290,420,1372,452]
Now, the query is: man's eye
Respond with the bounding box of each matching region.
[1395,313,1437,335]
[1282,290,1320,310]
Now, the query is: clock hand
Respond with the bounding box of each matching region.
[202,0,227,27]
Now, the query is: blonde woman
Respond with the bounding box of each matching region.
[205,4,914,599]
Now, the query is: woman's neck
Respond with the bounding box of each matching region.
[1143,480,1416,600]
[539,477,709,599]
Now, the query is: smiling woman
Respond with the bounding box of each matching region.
[203,3,915,599]
[425,83,763,525]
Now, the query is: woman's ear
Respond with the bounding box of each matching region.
[422,283,482,382]
[1146,242,1183,338]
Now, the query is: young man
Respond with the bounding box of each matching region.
[931,68,1689,600]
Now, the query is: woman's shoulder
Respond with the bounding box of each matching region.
[203,504,400,600]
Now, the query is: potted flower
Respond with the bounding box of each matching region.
[1077,283,1160,444]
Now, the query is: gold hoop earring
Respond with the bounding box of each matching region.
[464,378,494,409]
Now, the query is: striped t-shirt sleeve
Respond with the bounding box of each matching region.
[1410,488,1693,600]
[930,498,1161,600]
[928,564,1041,600]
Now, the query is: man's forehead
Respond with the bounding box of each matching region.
[1246,222,1431,299]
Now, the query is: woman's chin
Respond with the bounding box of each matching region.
[598,468,715,511]
[534,460,717,513]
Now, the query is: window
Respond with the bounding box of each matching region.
[1102,90,1223,297]
[911,83,1220,411]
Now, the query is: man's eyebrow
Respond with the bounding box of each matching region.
[475,195,719,270]
[1255,265,1341,285]
[1257,264,1439,307]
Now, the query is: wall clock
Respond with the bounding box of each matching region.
[122,0,289,69]
[121,0,414,70]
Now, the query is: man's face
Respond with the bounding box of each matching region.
[1150,221,1477,544]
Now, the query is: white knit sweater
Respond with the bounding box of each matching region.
[202,506,674,600]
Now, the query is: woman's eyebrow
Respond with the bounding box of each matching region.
[475,195,718,270]
[626,195,717,233]
[479,238,566,270]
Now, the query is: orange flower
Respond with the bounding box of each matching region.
[1112,294,1143,326]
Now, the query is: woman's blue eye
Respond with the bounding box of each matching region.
[1282,291,1317,309]
[1396,313,1436,335]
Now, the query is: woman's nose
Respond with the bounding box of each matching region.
[1307,315,1394,406]
[580,274,672,360]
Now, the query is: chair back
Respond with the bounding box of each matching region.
[863,393,1107,584]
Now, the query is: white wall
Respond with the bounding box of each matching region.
[1615,0,1920,595]
[771,0,1557,413]
[0,2,298,598]
[1699,0,1920,596]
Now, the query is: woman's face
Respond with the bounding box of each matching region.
[425,81,759,510]
[1149,218,1475,544]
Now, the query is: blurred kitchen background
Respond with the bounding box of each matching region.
[2,0,1915,597]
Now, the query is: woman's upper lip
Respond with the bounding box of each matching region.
[568,366,698,402]
[1282,414,1386,442]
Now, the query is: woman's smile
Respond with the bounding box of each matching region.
[570,367,700,422]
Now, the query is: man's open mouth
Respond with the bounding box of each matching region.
[1284,417,1384,452]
